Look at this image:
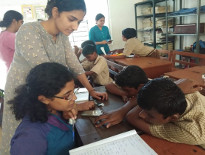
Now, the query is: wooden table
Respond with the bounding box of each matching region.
[114,57,172,78]
[164,66,205,86]
[75,86,133,145]
[141,134,205,155]
[75,86,205,154]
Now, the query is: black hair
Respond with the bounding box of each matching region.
[9,62,74,123]
[95,13,105,21]
[122,28,137,39]
[81,40,96,48]
[45,0,86,18]
[0,10,23,28]
[82,44,97,57]
[115,65,148,89]
[137,78,187,118]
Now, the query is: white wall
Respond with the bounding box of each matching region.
[107,0,142,50]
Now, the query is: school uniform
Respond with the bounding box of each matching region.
[123,38,154,57]
[150,92,205,149]
[82,55,113,85]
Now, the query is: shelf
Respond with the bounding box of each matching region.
[136,13,167,18]
[167,33,198,36]
[168,13,197,18]
[135,0,165,6]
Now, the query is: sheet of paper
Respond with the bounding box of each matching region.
[69,130,157,155]
[75,88,89,103]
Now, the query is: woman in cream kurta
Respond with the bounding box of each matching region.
[1,0,107,154]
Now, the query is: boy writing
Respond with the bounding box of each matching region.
[81,44,113,86]
[126,78,205,148]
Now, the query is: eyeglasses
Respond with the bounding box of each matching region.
[54,87,79,101]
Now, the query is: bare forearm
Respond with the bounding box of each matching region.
[105,83,127,97]
[126,106,151,134]
[77,73,94,92]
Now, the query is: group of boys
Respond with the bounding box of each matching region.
[77,40,205,149]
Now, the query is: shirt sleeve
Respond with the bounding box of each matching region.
[90,57,106,75]
[81,60,92,71]
[10,127,47,155]
[123,40,135,56]
[15,24,50,68]
[150,123,205,145]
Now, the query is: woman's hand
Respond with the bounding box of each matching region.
[90,90,108,100]
[76,101,95,111]
[62,104,78,120]
[101,40,107,44]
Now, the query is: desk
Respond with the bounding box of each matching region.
[141,134,205,155]
[164,66,205,86]
[75,86,133,145]
[75,86,205,154]
[114,57,172,78]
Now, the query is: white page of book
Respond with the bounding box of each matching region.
[75,88,89,102]
[69,130,157,155]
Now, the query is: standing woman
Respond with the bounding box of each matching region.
[1,0,107,154]
[0,10,23,71]
[89,13,112,55]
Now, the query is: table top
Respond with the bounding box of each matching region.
[75,86,134,145]
[114,57,172,69]
[164,66,205,86]
[141,134,205,155]
[75,86,205,154]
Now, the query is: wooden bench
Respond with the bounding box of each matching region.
[158,50,173,61]
[171,51,205,70]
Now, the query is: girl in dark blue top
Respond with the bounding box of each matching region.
[89,13,112,55]
[10,62,77,155]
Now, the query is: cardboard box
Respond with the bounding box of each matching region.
[174,23,205,34]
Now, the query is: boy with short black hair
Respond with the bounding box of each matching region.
[95,65,148,128]
[81,44,113,86]
[126,78,205,148]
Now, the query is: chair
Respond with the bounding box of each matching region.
[158,49,173,61]
[171,51,205,70]
[106,59,125,78]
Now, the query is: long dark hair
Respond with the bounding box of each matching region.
[0,10,23,27]
[9,62,74,123]
[45,0,86,18]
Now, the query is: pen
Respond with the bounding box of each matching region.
[69,119,76,142]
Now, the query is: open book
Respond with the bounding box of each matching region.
[69,130,157,155]
[75,88,89,103]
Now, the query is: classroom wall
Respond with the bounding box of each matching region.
[107,0,142,50]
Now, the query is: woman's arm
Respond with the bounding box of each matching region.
[77,73,108,100]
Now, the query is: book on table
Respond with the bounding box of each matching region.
[69,129,157,155]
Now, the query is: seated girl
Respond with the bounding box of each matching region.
[9,62,94,154]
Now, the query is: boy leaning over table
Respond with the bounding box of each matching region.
[126,78,205,149]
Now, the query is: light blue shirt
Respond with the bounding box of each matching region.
[89,25,111,55]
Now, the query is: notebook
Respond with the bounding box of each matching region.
[69,130,157,155]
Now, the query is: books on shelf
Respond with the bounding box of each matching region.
[69,130,157,155]
[75,88,89,103]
